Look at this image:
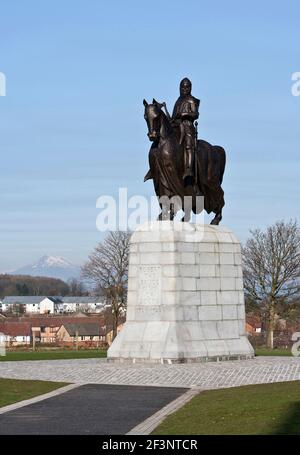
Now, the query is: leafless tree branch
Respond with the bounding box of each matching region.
[81,231,131,340]
[242,219,300,348]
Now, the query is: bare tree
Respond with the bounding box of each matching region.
[242,220,300,349]
[67,278,87,296]
[81,231,130,340]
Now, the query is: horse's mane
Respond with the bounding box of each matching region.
[157,105,174,137]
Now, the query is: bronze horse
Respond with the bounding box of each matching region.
[143,99,226,225]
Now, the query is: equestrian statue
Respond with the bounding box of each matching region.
[143,78,226,225]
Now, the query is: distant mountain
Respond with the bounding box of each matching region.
[12,255,81,282]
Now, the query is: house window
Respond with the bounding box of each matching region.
[81,336,84,340]
[41,326,45,333]
[90,336,93,341]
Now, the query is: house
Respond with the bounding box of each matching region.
[60,297,105,313]
[39,297,63,314]
[2,295,60,314]
[56,323,106,346]
[30,316,91,343]
[31,320,62,344]
[0,314,107,346]
[106,322,125,345]
[0,322,31,346]
[2,296,42,313]
[1,296,106,314]
[246,315,262,335]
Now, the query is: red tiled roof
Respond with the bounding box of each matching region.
[5,316,105,328]
[0,322,31,337]
[1,315,111,336]
[246,315,262,329]
[61,323,105,337]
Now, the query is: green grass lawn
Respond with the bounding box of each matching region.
[255,348,293,356]
[255,348,292,356]
[0,378,68,408]
[153,381,300,435]
[0,349,107,361]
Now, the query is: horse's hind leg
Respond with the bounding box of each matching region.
[169,203,175,221]
[210,209,222,225]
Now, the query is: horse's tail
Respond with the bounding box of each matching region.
[216,146,226,185]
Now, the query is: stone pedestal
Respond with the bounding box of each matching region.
[107,221,254,363]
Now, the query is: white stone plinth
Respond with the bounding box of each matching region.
[107,221,254,363]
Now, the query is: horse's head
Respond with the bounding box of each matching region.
[143,98,165,142]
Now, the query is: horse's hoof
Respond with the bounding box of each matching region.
[210,216,222,225]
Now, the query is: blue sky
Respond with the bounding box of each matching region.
[0,0,299,271]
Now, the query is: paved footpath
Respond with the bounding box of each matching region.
[0,384,188,435]
[1,356,300,389]
[1,357,300,434]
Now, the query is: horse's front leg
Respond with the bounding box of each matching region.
[158,203,174,221]
[181,199,192,222]
[182,206,192,222]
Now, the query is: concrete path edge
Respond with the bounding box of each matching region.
[127,387,202,435]
[0,383,80,415]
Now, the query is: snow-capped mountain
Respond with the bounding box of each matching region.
[12,255,81,282]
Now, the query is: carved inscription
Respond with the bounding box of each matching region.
[138,265,162,305]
